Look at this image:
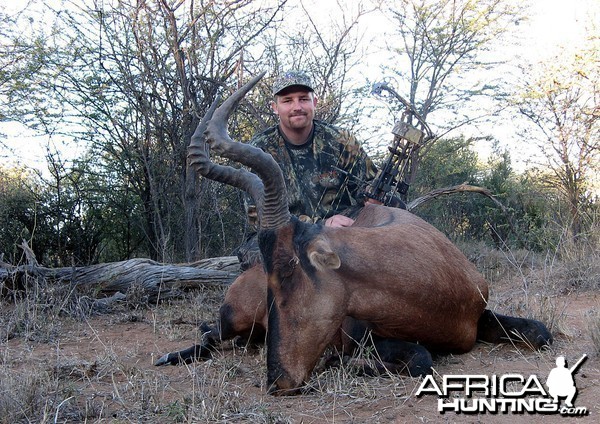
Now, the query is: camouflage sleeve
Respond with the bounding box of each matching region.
[244,193,259,229]
[336,128,378,201]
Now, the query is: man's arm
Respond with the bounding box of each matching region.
[322,132,382,227]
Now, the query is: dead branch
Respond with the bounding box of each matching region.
[406,183,519,241]
[407,183,510,214]
[20,239,39,267]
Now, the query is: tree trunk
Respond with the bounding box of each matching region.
[1,250,240,302]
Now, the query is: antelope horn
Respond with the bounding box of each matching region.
[190,93,221,149]
[205,72,291,229]
[188,93,265,220]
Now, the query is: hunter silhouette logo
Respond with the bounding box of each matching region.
[546,354,587,409]
[416,354,589,416]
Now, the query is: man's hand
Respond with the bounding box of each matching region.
[324,198,383,227]
[324,214,355,227]
[365,197,383,205]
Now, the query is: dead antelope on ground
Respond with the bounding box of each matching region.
[156,73,552,395]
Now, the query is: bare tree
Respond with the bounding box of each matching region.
[515,39,599,242]
[376,0,523,188]
[5,0,286,262]
[255,0,374,128]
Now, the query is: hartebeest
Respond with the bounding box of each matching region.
[156,73,552,395]
[156,263,436,378]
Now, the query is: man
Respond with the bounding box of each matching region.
[239,70,380,268]
[246,70,379,227]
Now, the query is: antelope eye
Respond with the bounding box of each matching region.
[278,256,299,279]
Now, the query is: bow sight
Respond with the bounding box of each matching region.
[365,82,434,207]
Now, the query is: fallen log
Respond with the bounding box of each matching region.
[1,249,241,301]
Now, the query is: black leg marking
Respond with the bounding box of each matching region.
[477,309,553,349]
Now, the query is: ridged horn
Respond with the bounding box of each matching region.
[190,72,291,229]
[188,94,266,220]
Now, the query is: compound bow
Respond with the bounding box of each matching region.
[364,82,435,207]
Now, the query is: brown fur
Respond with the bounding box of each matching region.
[155,204,551,394]
[220,265,268,338]
[217,263,432,381]
[264,204,489,393]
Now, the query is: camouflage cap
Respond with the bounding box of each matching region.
[272,70,314,95]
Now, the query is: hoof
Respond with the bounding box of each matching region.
[154,353,179,366]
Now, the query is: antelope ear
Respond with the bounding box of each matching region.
[307,239,341,271]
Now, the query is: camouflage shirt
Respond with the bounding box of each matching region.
[245,120,378,227]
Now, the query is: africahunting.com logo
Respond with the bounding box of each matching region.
[416,354,589,416]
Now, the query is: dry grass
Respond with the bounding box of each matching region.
[588,309,600,355]
[1,241,598,423]
[460,240,599,335]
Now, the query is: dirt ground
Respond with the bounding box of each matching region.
[3,283,598,423]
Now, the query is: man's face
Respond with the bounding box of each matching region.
[272,88,317,134]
